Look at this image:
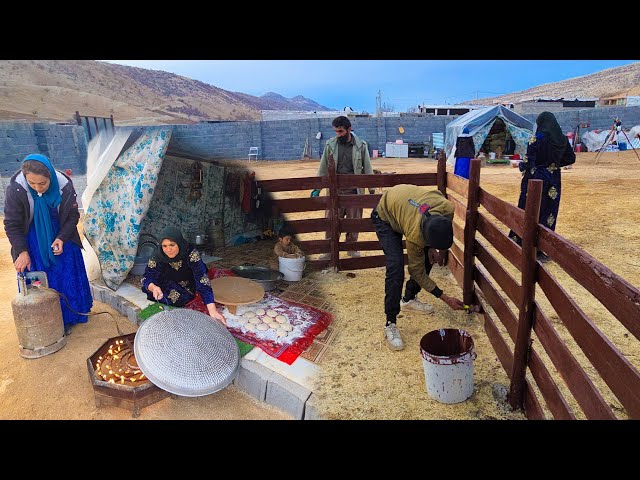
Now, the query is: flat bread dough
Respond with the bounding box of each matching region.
[256,324,269,331]
[256,308,266,316]
[236,317,249,325]
[266,309,278,318]
[243,311,256,318]
[275,315,287,324]
[275,329,288,337]
[249,317,261,325]
[245,323,257,332]
[268,322,279,329]
[281,323,293,332]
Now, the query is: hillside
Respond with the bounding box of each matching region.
[0,60,331,125]
[469,62,640,105]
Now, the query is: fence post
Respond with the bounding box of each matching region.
[509,179,543,411]
[462,158,481,305]
[75,111,81,126]
[328,154,339,271]
[437,149,447,196]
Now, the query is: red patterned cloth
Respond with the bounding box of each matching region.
[224,293,332,365]
[184,267,333,365]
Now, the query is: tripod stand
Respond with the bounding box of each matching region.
[594,117,640,164]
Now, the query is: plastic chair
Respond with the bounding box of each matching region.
[248,147,259,161]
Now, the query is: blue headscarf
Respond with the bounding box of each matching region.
[23,154,61,268]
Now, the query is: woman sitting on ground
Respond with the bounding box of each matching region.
[141,226,226,325]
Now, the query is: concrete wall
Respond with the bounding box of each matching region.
[0,121,88,177]
[521,105,640,136]
[169,107,640,161]
[515,102,568,115]
[2,104,640,192]
[169,115,456,161]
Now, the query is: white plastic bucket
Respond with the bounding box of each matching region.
[420,329,476,404]
[278,255,305,282]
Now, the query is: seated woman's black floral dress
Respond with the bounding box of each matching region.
[141,245,214,306]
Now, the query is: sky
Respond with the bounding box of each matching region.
[104,60,638,114]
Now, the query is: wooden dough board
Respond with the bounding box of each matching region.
[210,276,265,314]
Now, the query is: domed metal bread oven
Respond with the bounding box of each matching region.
[134,309,240,397]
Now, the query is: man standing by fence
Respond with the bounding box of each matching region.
[371,184,465,351]
[312,115,375,259]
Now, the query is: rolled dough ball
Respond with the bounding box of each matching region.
[244,323,256,332]
[236,316,249,325]
[266,309,278,318]
[256,308,266,316]
[243,311,256,318]
[275,314,287,324]
[249,317,261,325]
[281,323,293,332]
[256,323,269,331]
[275,329,288,337]
[268,322,279,329]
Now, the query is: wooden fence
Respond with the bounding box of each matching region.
[257,156,640,419]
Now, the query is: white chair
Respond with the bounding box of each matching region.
[248,147,259,161]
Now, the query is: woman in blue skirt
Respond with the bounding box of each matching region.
[4,154,93,335]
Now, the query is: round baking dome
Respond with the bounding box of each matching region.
[134,309,240,397]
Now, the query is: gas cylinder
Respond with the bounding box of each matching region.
[206,219,225,249]
[11,271,66,358]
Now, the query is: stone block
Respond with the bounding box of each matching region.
[265,373,311,420]
[233,358,274,401]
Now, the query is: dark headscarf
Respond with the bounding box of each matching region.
[23,154,62,268]
[154,226,190,263]
[536,111,567,160]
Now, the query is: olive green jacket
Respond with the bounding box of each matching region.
[376,184,454,292]
[317,133,373,194]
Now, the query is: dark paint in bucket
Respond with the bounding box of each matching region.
[420,328,474,365]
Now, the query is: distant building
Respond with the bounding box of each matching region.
[417,104,484,116]
[599,95,640,107]
[513,97,598,115]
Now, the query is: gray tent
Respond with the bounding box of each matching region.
[444,105,534,165]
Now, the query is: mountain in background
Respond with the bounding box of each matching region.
[468,62,640,105]
[0,60,332,125]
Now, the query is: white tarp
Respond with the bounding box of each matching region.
[81,128,172,289]
[444,105,534,165]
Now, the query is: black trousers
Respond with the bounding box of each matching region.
[372,210,432,324]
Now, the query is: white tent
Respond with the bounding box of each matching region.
[444,105,535,165]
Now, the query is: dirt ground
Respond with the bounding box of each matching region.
[244,151,640,419]
[2,151,638,420]
[0,235,290,420]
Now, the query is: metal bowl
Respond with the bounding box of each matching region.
[231,265,284,291]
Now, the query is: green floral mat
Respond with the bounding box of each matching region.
[137,303,254,357]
